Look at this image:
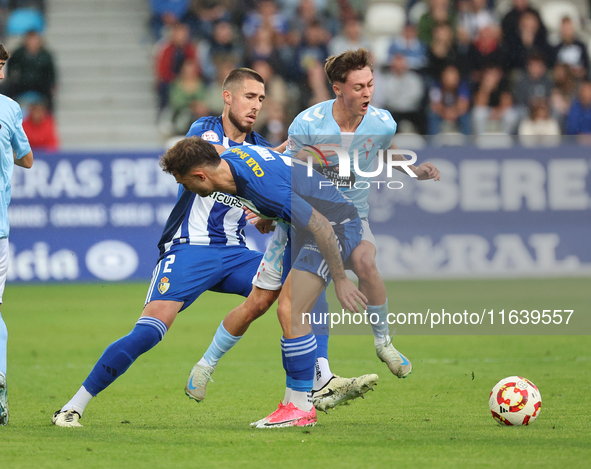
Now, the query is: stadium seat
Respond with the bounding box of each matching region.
[408,1,428,26]
[6,8,44,36]
[365,3,406,37]
[540,1,580,34]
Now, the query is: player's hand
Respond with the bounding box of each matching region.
[334,277,367,313]
[415,162,440,181]
[254,218,274,234]
[243,207,258,223]
[272,140,288,154]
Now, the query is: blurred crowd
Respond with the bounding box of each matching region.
[152,0,591,145]
[0,0,58,150]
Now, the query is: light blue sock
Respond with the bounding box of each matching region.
[0,312,6,376]
[368,300,389,341]
[201,321,242,368]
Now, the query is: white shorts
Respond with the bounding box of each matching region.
[252,223,288,291]
[360,219,376,247]
[0,238,9,304]
[252,218,375,291]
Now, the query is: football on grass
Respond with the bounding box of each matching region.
[489,376,542,426]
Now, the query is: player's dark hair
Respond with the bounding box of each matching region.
[324,48,373,84]
[0,44,9,61]
[160,136,221,176]
[222,68,265,91]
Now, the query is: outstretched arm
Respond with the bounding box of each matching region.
[306,208,367,312]
[387,143,440,181]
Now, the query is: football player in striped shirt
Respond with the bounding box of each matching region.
[52,68,282,427]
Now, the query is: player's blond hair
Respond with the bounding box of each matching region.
[324,48,373,84]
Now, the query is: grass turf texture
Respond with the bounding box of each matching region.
[0,279,589,468]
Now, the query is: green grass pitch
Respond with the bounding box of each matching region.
[0,278,589,468]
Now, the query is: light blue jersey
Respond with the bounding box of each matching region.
[288,99,397,218]
[0,94,31,238]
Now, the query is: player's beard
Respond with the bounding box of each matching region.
[228,108,254,134]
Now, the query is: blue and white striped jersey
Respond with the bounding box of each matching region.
[158,116,271,258]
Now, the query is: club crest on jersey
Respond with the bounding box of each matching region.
[201,130,220,142]
[287,136,296,151]
[363,138,374,159]
[158,276,170,294]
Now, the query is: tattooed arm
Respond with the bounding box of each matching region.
[306,208,367,312]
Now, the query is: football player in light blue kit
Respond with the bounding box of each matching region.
[160,137,367,427]
[288,49,440,404]
[52,68,287,427]
[0,43,34,426]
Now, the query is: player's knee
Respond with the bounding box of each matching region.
[276,301,291,329]
[353,254,379,280]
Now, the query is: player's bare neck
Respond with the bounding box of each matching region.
[222,112,247,143]
[332,99,362,133]
[214,160,238,195]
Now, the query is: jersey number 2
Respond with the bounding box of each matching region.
[163,255,176,273]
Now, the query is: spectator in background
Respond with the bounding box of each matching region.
[300,58,330,108]
[328,17,370,57]
[553,16,589,81]
[472,65,519,134]
[296,20,330,76]
[374,54,426,134]
[551,63,577,130]
[518,98,560,146]
[245,26,285,76]
[290,0,339,37]
[6,30,55,111]
[187,0,233,41]
[426,22,466,80]
[150,0,191,41]
[506,10,550,71]
[418,0,456,45]
[457,0,497,42]
[387,23,427,72]
[203,57,236,115]
[513,53,553,115]
[242,0,289,39]
[168,59,208,135]
[467,25,505,82]
[566,81,591,135]
[22,96,58,151]
[501,0,546,50]
[154,22,196,112]
[251,58,288,129]
[428,65,471,134]
[200,20,244,81]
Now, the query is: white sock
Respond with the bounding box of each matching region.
[282,387,291,405]
[313,357,333,391]
[289,390,312,412]
[197,357,214,369]
[61,386,93,416]
[368,300,389,344]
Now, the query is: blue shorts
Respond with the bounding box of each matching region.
[145,244,263,312]
[282,218,363,286]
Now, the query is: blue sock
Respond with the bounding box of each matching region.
[82,317,168,396]
[201,321,242,368]
[311,289,329,339]
[281,334,316,392]
[0,312,6,376]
